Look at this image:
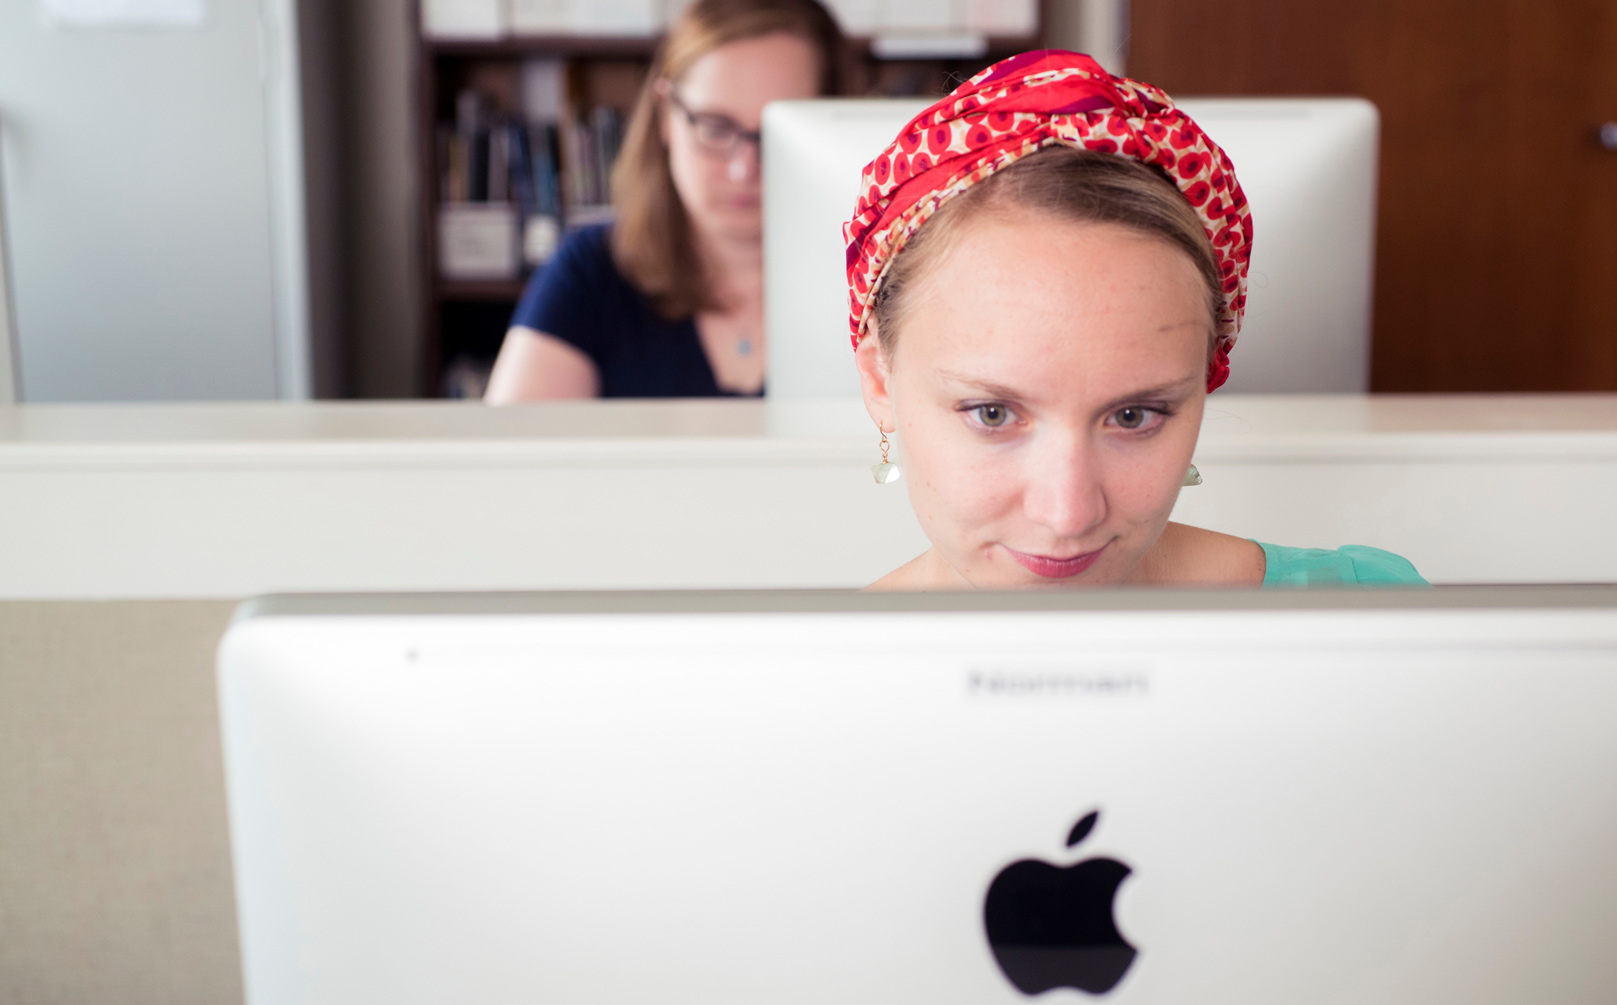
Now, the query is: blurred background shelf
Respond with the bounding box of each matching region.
[437,278,532,302]
[414,1,1052,398]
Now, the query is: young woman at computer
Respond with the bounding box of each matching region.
[847,50,1424,589]
[484,0,844,401]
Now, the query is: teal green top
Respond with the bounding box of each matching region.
[1255,542,1429,588]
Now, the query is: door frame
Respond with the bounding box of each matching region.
[0,122,17,406]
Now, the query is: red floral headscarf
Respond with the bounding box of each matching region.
[843,50,1252,392]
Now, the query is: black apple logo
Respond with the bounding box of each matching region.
[983,810,1136,996]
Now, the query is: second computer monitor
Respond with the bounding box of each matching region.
[762,97,1378,397]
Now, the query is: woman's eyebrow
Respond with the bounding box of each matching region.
[687,105,744,126]
[937,370,1201,405]
[1100,377,1201,409]
[933,370,1027,401]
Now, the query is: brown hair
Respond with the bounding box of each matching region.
[611,0,846,320]
[871,146,1225,359]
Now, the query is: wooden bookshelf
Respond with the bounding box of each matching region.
[415,12,658,397]
[413,6,1047,398]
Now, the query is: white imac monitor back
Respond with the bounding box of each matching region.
[763,97,1379,397]
[219,589,1617,1005]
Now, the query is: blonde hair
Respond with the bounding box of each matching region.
[872,146,1225,358]
[611,0,846,320]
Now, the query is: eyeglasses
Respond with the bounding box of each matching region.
[667,90,762,157]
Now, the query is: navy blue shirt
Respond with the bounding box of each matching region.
[510,224,756,398]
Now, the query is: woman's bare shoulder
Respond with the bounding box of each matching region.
[1139,522,1266,586]
[864,549,964,591]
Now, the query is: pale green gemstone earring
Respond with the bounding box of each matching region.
[872,430,901,484]
[1181,464,1203,487]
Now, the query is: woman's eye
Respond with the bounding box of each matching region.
[973,404,1011,427]
[696,117,738,145]
[1115,407,1146,429]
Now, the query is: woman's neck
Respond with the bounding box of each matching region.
[866,548,974,591]
[694,227,763,313]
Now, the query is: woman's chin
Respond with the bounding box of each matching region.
[694,206,762,241]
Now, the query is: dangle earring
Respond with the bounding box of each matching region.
[872,430,901,484]
[1181,464,1203,487]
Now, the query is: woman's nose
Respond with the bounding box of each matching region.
[726,142,760,183]
[1020,437,1108,541]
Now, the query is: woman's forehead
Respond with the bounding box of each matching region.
[916,219,1206,326]
[678,33,819,103]
[892,218,1208,398]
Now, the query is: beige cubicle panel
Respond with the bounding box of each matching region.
[0,601,242,1005]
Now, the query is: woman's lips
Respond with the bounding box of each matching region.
[1003,544,1106,579]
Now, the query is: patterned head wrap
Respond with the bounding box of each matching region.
[843,50,1252,392]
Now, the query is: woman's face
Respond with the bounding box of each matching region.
[857,213,1212,588]
[663,32,820,243]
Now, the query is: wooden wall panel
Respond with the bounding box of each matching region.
[1129,0,1617,391]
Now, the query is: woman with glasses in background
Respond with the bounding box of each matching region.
[485,0,845,400]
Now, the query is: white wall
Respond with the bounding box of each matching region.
[0,0,324,402]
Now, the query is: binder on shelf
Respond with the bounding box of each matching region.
[849,0,1038,43]
[570,0,662,35]
[422,0,508,39]
[869,0,1037,59]
[871,32,988,59]
[511,0,666,35]
[439,203,521,280]
[825,0,876,34]
[879,0,951,31]
[510,0,567,33]
[964,0,1037,35]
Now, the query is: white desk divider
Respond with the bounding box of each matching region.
[1,395,1615,599]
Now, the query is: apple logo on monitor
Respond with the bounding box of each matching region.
[983,810,1136,996]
